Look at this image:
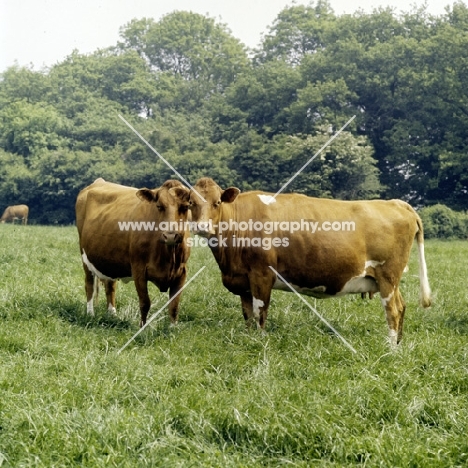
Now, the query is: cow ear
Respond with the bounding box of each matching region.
[170,186,190,203]
[136,188,156,203]
[221,187,240,203]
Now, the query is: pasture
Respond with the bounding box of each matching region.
[0,224,467,467]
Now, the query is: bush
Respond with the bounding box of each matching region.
[419,204,468,239]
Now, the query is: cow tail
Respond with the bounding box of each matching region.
[416,216,432,308]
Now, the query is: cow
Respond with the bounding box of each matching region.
[0,205,29,225]
[189,177,432,346]
[76,178,191,327]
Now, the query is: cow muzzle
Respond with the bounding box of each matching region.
[161,231,183,245]
[192,220,216,237]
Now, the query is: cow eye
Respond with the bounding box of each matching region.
[214,200,221,207]
[156,205,164,212]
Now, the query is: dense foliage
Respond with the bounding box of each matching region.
[420,204,468,239]
[1,2,468,223]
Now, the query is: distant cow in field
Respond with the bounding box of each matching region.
[189,177,431,346]
[76,178,191,327]
[0,205,29,225]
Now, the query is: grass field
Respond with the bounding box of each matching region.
[0,224,467,467]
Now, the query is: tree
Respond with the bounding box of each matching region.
[0,100,66,158]
[28,148,127,224]
[223,60,301,136]
[230,127,381,199]
[296,5,468,206]
[118,12,249,110]
[0,65,51,104]
[286,79,357,133]
[259,1,336,64]
[0,150,34,207]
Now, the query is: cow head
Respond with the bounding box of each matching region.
[137,180,190,245]
[189,177,240,236]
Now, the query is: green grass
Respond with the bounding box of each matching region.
[0,224,467,467]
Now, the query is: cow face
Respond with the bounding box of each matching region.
[189,177,240,236]
[137,181,190,245]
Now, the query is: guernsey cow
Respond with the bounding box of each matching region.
[1,205,29,225]
[76,178,191,327]
[189,177,431,345]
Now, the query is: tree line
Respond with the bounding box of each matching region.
[1,1,468,224]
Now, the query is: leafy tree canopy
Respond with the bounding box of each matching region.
[1,5,468,224]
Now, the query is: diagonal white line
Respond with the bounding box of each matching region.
[118,114,207,202]
[273,115,356,199]
[117,266,206,354]
[268,266,357,354]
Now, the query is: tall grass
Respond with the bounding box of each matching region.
[0,224,467,466]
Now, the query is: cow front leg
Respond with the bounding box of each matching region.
[240,293,255,328]
[134,275,151,328]
[248,269,275,330]
[104,280,117,315]
[168,268,187,325]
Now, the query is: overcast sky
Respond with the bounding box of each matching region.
[0,0,456,72]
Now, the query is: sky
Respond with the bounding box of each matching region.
[0,0,456,73]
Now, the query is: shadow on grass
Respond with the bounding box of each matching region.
[56,301,134,331]
[115,320,193,353]
[446,314,468,335]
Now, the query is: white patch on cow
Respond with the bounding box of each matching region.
[364,260,385,269]
[82,250,115,281]
[252,297,264,319]
[388,329,398,347]
[336,260,384,297]
[403,265,409,273]
[107,304,116,315]
[352,260,385,282]
[258,194,276,205]
[380,291,395,307]
[338,276,379,295]
[87,299,94,316]
[274,269,379,298]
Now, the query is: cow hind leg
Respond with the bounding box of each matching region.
[374,263,408,346]
[395,289,406,344]
[379,284,406,347]
[83,265,96,315]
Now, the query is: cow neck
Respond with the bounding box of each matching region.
[168,245,177,280]
[155,242,184,281]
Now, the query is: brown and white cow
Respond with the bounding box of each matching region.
[189,177,431,345]
[1,205,29,225]
[76,178,191,327]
